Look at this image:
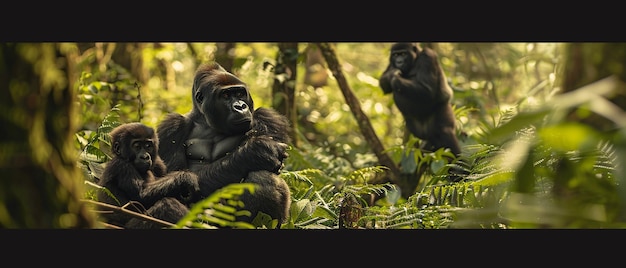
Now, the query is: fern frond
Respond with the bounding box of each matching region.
[175,183,257,229]
[341,165,387,184]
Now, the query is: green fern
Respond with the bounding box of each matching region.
[175,183,258,229]
[78,105,122,186]
[78,105,121,163]
[84,180,122,206]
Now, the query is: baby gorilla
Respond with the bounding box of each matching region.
[96,122,200,229]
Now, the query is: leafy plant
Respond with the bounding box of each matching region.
[72,43,626,230]
[76,104,121,184]
[175,183,258,229]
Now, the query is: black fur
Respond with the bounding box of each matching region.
[96,123,200,229]
[157,62,291,227]
[379,43,463,181]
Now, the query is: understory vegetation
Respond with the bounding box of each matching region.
[75,43,626,229]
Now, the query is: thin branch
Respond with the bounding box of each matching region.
[315,43,402,184]
[82,199,176,229]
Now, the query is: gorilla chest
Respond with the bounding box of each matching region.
[184,125,245,166]
[393,91,433,117]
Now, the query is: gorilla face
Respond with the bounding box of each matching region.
[211,84,253,135]
[390,43,418,75]
[129,138,155,174]
[192,63,255,135]
[110,123,158,175]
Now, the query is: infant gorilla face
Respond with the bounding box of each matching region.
[110,122,158,175]
[130,138,155,174]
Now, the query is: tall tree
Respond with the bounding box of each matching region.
[0,43,97,228]
[272,42,299,147]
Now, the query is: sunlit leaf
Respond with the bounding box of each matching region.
[539,123,599,152]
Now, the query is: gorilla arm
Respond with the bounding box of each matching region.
[98,158,144,205]
[96,158,146,226]
[199,107,290,197]
[247,107,291,143]
[380,43,417,95]
[194,135,288,197]
[151,155,167,178]
[140,170,200,207]
[379,66,395,95]
[395,48,452,104]
[157,109,289,198]
[237,108,292,225]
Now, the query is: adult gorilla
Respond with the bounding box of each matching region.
[379,43,464,181]
[157,62,291,227]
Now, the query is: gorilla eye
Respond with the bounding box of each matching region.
[221,90,245,99]
[220,91,230,99]
[195,91,204,103]
[394,51,407,57]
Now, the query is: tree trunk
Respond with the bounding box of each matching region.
[304,43,328,88]
[214,42,236,73]
[272,42,299,147]
[561,43,626,132]
[560,42,626,220]
[0,43,97,228]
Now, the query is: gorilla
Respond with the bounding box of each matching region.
[96,122,201,229]
[157,62,291,228]
[379,43,463,181]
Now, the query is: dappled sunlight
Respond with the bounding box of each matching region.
[5,42,626,229]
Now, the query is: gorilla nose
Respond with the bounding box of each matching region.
[234,101,248,111]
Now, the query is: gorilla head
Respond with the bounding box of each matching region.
[389,42,419,75]
[191,63,254,135]
[110,122,158,174]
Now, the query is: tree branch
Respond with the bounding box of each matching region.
[315,43,409,191]
[83,199,176,229]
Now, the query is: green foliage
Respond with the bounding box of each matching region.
[76,105,121,183]
[84,180,121,206]
[70,43,626,229]
[279,165,395,229]
[76,61,145,128]
[446,77,625,228]
[175,183,258,229]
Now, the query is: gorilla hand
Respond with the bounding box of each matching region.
[237,135,289,174]
[140,170,201,206]
[393,68,402,77]
[172,171,201,204]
